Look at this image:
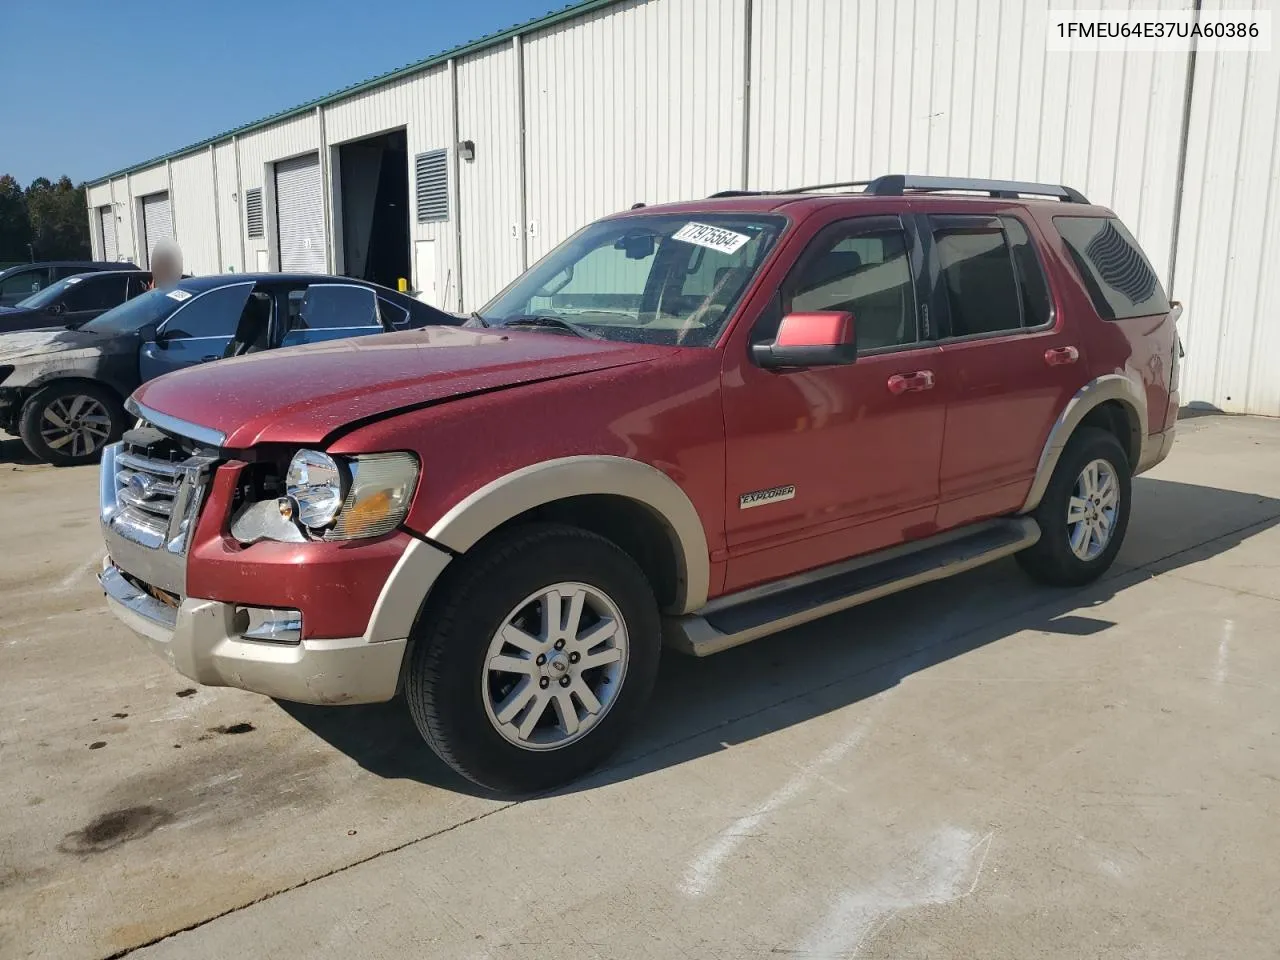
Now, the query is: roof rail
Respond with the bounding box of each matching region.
[864,175,1088,203]
[707,176,1089,203]
[776,180,873,194]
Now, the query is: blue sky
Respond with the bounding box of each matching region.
[0,0,559,186]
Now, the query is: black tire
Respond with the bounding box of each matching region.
[19,381,127,467]
[1016,426,1132,587]
[405,522,662,794]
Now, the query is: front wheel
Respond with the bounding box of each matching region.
[405,523,662,793]
[19,381,127,467]
[1017,427,1132,587]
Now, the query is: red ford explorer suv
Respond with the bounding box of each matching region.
[99,175,1181,793]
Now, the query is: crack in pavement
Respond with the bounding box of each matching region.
[101,802,520,959]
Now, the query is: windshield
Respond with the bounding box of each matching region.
[80,287,182,335]
[476,213,786,346]
[15,276,78,309]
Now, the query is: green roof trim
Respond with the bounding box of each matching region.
[87,0,623,186]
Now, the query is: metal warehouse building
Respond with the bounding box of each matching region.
[85,0,1279,417]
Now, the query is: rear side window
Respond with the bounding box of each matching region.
[64,275,128,312]
[934,223,1020,336]
[289,284,379,331]
[932,215,1052,337]
[1,268,48,300]
[1054,216,1169,319]
[1005,219,1052,328]
[377,296,409,328]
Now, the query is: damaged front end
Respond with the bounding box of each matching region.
[0,365,17,433]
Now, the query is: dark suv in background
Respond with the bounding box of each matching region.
[0,270,151,334]
[0,261,134,306]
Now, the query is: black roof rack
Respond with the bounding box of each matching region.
[864,175,1088,202]
[777,180,873,194]
[707,175,1088,203]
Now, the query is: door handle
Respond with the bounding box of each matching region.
[1044,345,1079,366]
[887,370,936,395]
[199,355,220,363]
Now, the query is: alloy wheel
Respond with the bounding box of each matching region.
[482,581,629,751]
[1067,458,1120,561]
[40,395,112,459]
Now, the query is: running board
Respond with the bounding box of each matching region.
[666,517,1041,657]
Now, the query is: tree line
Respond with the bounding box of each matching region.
[0,174,91,263]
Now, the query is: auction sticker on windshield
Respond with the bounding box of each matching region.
[166,290,192,302]
[672,222,751,255]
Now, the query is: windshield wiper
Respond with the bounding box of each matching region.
[500,315,599,339]
[464,311,490,328]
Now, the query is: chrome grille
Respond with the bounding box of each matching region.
[116,451,183,530]
[102,432,217,555]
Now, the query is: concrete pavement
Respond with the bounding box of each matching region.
[1,416,1278,959]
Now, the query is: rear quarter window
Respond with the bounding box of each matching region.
[1054,216,1170,320]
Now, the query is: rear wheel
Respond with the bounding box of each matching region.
[405,523,662,793]
[19,381,126,467]
[1017,427,1131,586]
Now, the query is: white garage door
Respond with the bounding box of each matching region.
[99,206,118,262]
[275,153,326,274]
[141,193,172,267]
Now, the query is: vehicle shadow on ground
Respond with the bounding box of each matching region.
[0,437,39,465]
[279,477,1280,799]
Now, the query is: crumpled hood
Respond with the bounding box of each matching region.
[0,328,130,365]
[132,326,667,448]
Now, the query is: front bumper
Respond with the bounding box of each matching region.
[100,432,453,704]
[101,563,410,704]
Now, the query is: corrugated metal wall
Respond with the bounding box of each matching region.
[85,183,113,259]
[324,67,458,301]
[521,0,745,263]
[748,0,1190,285]
[108,178,136,263]
[85,0,1278,414]
[213,141,240,272]
[127,166,170,267]
[237,113,321,269]
[1172,0,1280,417]
[128,166,168,197]
[457,43,523,306]
[169,151,219,275]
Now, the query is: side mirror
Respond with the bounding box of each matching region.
[152,328,172,350]
[47,302,66,316]
[752,311,857,369]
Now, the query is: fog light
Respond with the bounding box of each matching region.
[236,606,302,644]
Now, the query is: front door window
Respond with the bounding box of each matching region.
[138,283,256,382]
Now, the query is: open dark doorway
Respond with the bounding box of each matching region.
[337,129,410,290]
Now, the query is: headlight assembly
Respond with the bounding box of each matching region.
[327,453,419,540]
[285,450,345,528]
[279,449,418,541]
